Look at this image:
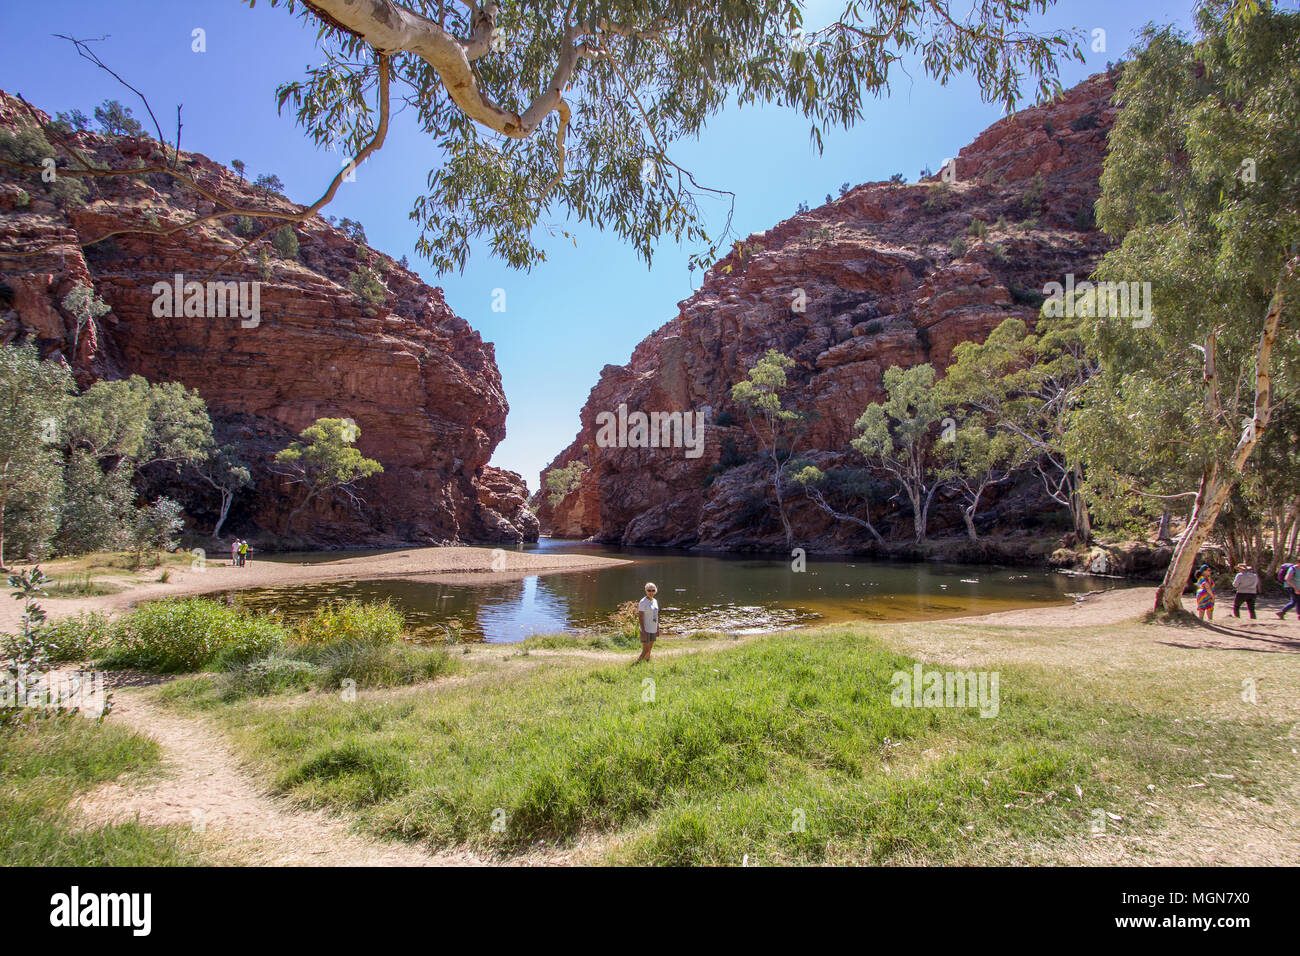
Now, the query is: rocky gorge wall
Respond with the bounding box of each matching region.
[540,72,1120,553]
[0,92,537,547]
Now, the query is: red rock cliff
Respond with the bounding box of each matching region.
[0,92,536,546]
[540,72,1118,550]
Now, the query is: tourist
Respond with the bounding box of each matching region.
[1278,563,1300,619]
[231,539,238,567]
[1195,565,1215,621]
[238,540,249,567]
[1231,565,1258,619]
[634,582,659,663]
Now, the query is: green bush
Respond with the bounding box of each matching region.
[41,612,115,663]
[291,598,406,647]
[102,599,286,673]
[0,126,87,207]
[272,225,299,260]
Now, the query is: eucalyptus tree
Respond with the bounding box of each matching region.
[941,315,1096,539]
[4,2,1082,274]
[274,418,384,534]
[1087,1,1300,613]
[934,420,1027,542]
[731,349,803,547]
[0,343,74,568]
[193,446,253,540]
[269,0,1081,273]
[852,363,945,544]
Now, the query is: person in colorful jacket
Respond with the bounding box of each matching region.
[1195,565,1215,622]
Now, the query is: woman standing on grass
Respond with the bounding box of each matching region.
[1195,565,1215,621]
[635,582,659,664]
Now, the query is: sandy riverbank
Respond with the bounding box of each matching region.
[0,546,630,633]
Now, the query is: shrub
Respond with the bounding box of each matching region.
[272,225,299,260]
[0,126,87,207]
[102,599,286,673]
[1070,112,1099,132]
[291,598,405,647]
[230,215,256,237]
[923,182,958,213]
[966,218,988,238]
[949,236,968,258]
[1015,173,1046,218]
[1072,204,1096,231]
[348,265,387,312]
[41,612,115,663]
[1010,285,1047,308]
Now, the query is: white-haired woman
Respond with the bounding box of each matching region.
[635,582,659,663]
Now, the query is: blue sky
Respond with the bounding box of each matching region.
[0,0,1197,490]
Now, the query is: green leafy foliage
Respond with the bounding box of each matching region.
[274,418,383,533]
[102,599,287,673]
[263,0,1080,274]
[544,460,588,508]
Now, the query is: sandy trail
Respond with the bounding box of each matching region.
[1,545,628,632]
[72,677,484,866]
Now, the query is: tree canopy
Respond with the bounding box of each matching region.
[261,0,1081,273]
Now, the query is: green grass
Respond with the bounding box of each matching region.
[153,627,1289,864]
[43,573,125,598]
[518,630,640,651]
[0,717,203,865]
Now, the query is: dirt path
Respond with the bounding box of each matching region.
[73,684,484,866]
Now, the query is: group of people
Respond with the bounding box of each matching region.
[1194,562,1300,621]
[229,539,252,567]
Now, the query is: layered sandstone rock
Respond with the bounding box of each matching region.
[541,72,1119,550]
[0,92,536,546]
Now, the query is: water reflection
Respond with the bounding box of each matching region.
[227,541,1121,644]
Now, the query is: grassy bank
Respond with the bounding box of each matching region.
[152,623,1295,865]
[0,717,201,865]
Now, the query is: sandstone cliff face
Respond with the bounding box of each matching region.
[0,92,536,546]
[541,72,1118,551]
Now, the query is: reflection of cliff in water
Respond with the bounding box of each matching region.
[216,543,1124,644]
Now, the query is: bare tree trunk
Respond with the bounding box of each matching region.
[771,451,793,548]
[1071,463,1091,541]
[803,487,885,546]
[1156,464,1228,612]
[212,489,233,539]
[1156,509,1172,543]
[1153,257,1291,613]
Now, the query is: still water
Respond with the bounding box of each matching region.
[222,539,1120,644]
